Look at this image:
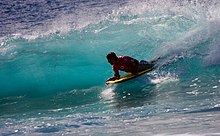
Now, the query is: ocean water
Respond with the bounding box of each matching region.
[0,0,220,135]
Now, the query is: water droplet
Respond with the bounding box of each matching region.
[213,86,218,89]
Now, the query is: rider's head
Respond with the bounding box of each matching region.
[106,52,118,65]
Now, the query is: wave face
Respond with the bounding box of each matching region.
[1,0,219,97]
[0,0,220,135]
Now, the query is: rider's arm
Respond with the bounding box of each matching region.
[106,69,120,82]
[114,69,120,79]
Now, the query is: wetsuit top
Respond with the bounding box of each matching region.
[113,56,139,73]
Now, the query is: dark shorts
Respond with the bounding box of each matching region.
[137,60,152,72]
[139,60,149,65]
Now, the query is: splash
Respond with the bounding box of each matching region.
[101,86,116,100]
[204,20,220,66]
[150,72,179,85]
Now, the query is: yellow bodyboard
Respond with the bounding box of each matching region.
[106,67,153,84]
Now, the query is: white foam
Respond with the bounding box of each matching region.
[212,86,218,89]
[101,86,116,100]
[150,72,179,85]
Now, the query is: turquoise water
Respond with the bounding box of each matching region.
[0,0,220,135]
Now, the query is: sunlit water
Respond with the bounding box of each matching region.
[0,0,220,135]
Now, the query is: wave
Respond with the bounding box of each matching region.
[186,104,220,114]
[1,0,220,97]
